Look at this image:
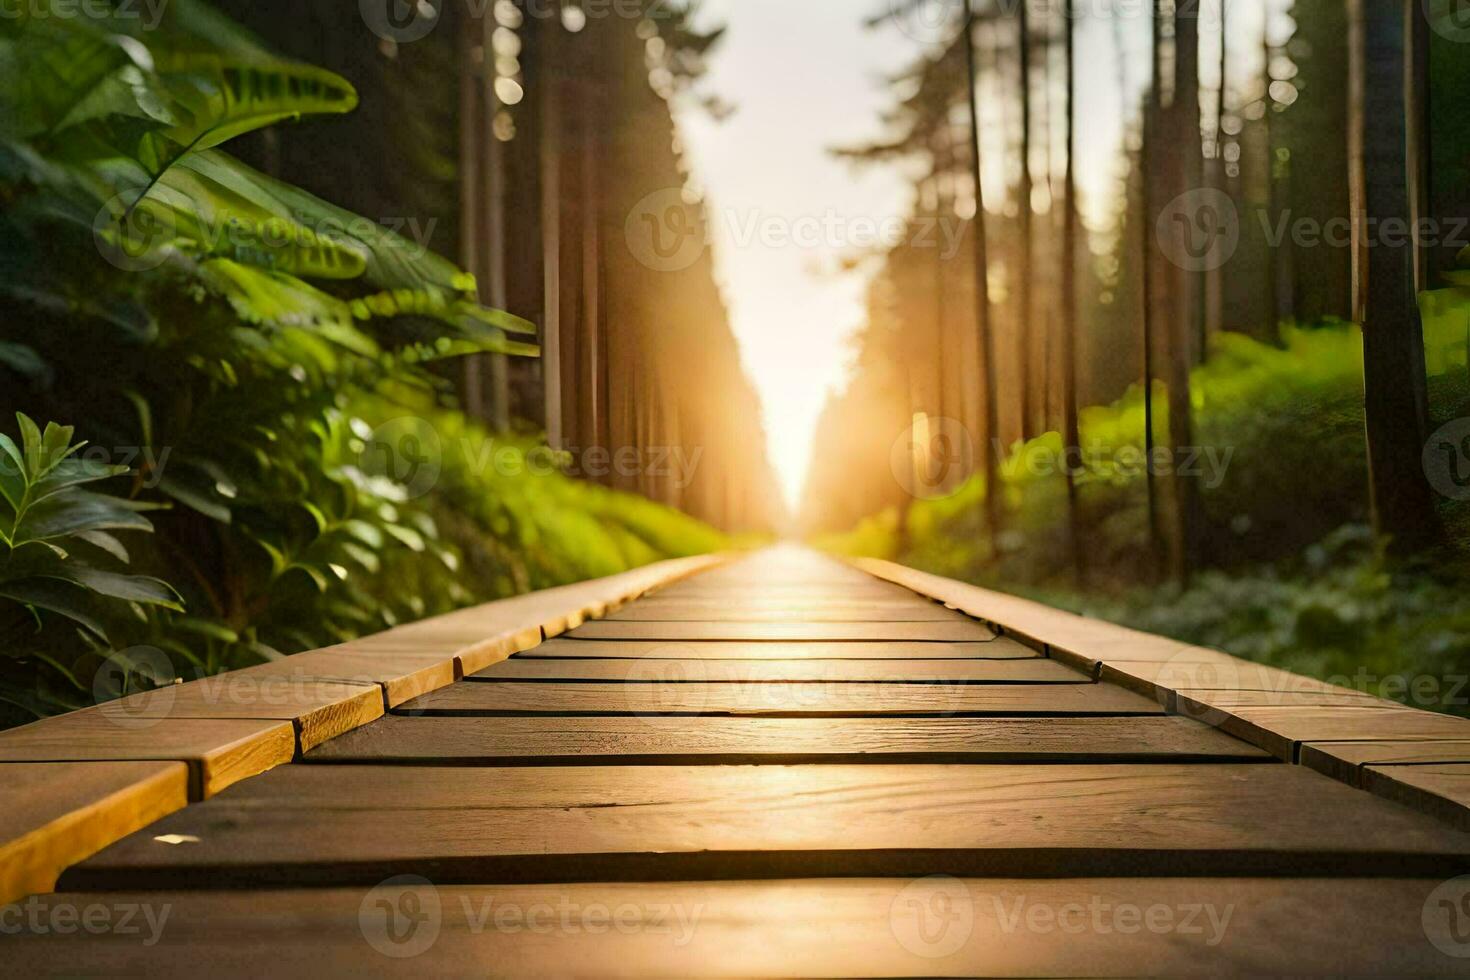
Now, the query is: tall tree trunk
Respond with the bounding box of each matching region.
[538,18,563,450]
[1357,0,1438,549]
[965,1,1004,556]
[458,11,484,421]
[1166,0,1204,584]
[1016,0,1036,439]
[482,12,510,431]
[1060,0,1083,583]
[1204,0,1227,342]
[1261,23,1281,332]
[1346,0,1369,322]
[1140,3,1163,577]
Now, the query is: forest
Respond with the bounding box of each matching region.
[803,0,1470,715]
[0,0,763,727]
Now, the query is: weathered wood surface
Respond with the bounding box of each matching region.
[567,620,997,641]
[305,714,1270,766]
[0,762,187,904]
[470,656,1088,684]
[396,679,1163,718]
[79,676,383,754]
[1301,739,1470,786]
[1361,764,1470,831]
[605,601,969,622]
[0,715,295,800]
[7,879,1462,977]
[64,763,1470,888]
[17,546,1470,975]
[521,638,1036,660]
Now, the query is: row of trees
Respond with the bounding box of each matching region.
[802,0,1463,581]
[216,0,783,534]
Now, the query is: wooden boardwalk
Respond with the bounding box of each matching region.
[6,547,1470,975]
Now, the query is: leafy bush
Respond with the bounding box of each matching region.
[0,2,724,727]
[820,312,1470,714]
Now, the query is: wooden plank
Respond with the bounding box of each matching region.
[0,761,187,904]
[471,657,1089,685]
[63,763,1470,888]
[1302,739,1470,787]
[83,675,382,754]
[606,601,967,623]
[6,878,1462,977]
[1102,657,1347,703]
[520,638,1037,660]
[396,679,1164,717]
[567,621,996,642]
[0,715,295,800]
[268,646,458,708]
[1213,705,1470,761]
[1362,764,1470,831]
[304,714,1271,765]
[1172,688,1390,725]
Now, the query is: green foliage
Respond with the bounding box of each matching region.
[0,1,721,728]
[0,412,180,639]
[1041,526,1470,718]
[822,312,1470,715]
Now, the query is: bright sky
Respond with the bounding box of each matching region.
[675,0,917,511]
[673,0,1269,512]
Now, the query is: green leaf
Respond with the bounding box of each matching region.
[156,473,232,524]
[74,530,130,564]
[138,52,358,174]
[0,579,110,642]
[60,566,183,610]
[30,457,130,504]
[0,433,24,514]
[13,490,153,544]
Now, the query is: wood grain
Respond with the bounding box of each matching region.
[1301,740,1470,786]
[62,763,1470,888]
[7,879,1462,977]
[264,646,458,708]
[1213,705,1470,761]
[471,657,1089,685]
[521,638,1037,660]
[84,676,382,754]
[0,714,295,799]
[305,714,1270,766]
[606,601,968,623]
[0,761,187,904]
[1362,764,1470,832]
[395,679,1163,718]
[567,621,996,642]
